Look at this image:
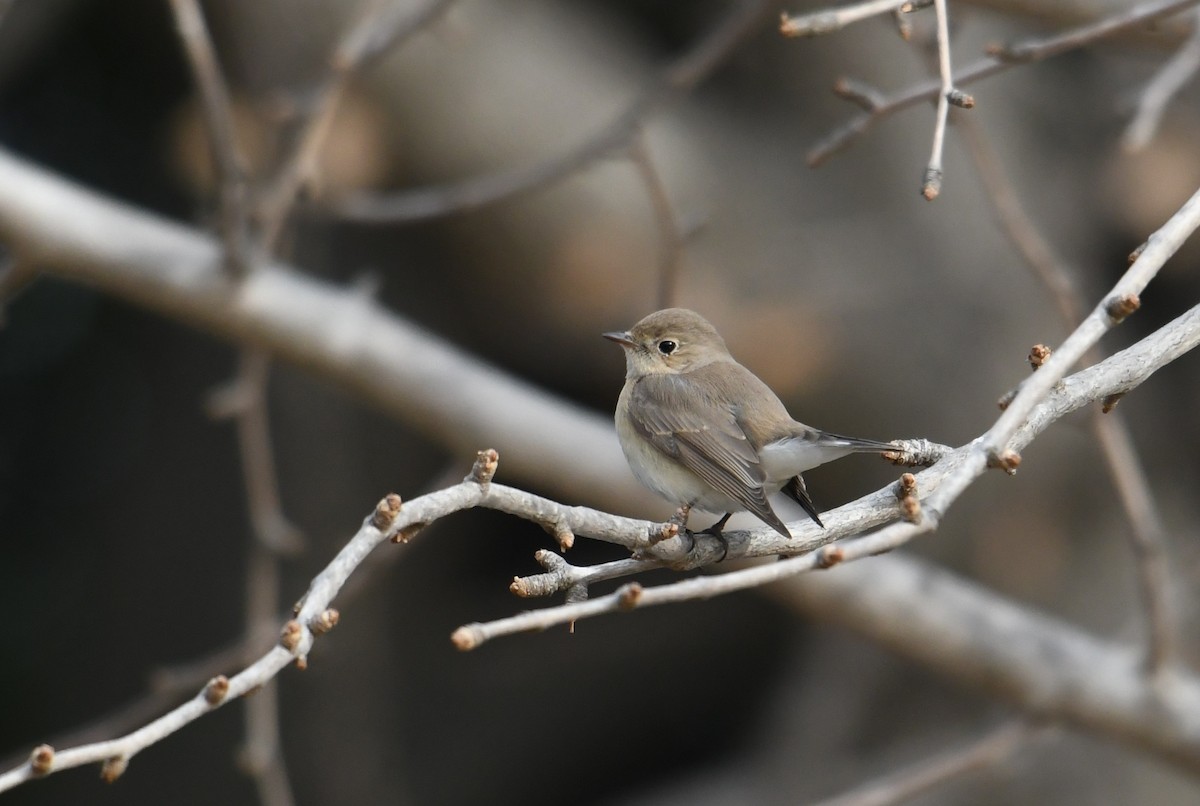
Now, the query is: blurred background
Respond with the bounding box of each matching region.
[2,0,1200,803]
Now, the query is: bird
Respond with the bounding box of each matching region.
[604,307,897,541]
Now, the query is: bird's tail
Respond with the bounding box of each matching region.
[817,432,901,454]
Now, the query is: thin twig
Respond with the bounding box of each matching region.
[921,0,955,200]
[333,0,774,224]
[1122,7,1200,152]
[982,182,1200,457]
[628,134,687,309]
[167,0,252,276]
[808,0,1200,166]
[780,0,911,38]
[257,0,459,248]
[958,117,1178,675]
[811,719,1043,806]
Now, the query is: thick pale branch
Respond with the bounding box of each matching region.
[774,553,1200,775]
[0,147,630,506]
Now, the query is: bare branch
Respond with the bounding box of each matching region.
[921,0,956,200]
[959,117,1179,674]
[256,0,458,248]
[455,300,1200,647]
[332,0,774,224]
[982,182,1200,457]
[812,719,1044,806]
[167,0,252,276]
[1122,7,1200,151]
[808,0,1200,166]
[628,134,687,309]
[775,551,1200,775]
[780,0,912,38]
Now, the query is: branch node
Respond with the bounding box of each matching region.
[371,493,403,532]
[100,755,128,783]
[469,448,500,487]
[617,582,644,610]
[1029,343,1052,370]
[392,521,426,544]
[451,624,483,651]
[30,744,54,776]
[1106,293,1141,323]
[203,675,230,705]
[885,438,949,467]
[1102,392,1125,414]
[649,520,680,546]
[780,10,838,38]
[1129,240,1148,264]
[309,608,340,635]
[280,619,304,653]
[817,545,845,568]
[833,77,884,111]
[947,89,975,108]
[989,449,1022,474]
[921,167,942,201]
[534,548,568,572]
[896,472,922,522]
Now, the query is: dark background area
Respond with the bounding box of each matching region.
[2,0,1200,803]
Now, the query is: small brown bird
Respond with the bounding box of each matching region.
[604,308,895,539]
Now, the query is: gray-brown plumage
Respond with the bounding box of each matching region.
[605,308,895,538]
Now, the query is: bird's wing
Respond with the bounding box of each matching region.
[628,373,789,536]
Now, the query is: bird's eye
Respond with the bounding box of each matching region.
[657,340,677,355]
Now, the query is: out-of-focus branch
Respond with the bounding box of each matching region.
[0,147,633,504]
[206,349,301,806]
[811,719,1044,806]
[959,117,1179,675]
[780,0,912,38]
[1122,7,1200,152]
[773,551,1200,776]
[256,0,458,248]
[169,5,298,802]
[920,0,969,200]
[167,0,251,276]
[806,0,1200,166]
[332,0,774,224]
[3,144,1200,787]
[628,135,687,309]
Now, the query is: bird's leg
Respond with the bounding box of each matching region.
[693,512,733,562]
[668,504,697,553]
[668,504,692,531]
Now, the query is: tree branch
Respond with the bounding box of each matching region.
[806,0,1200,166]
[957,116,1179,675]
[330,0,774,223]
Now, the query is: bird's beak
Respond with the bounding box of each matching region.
[602,330,635,348]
